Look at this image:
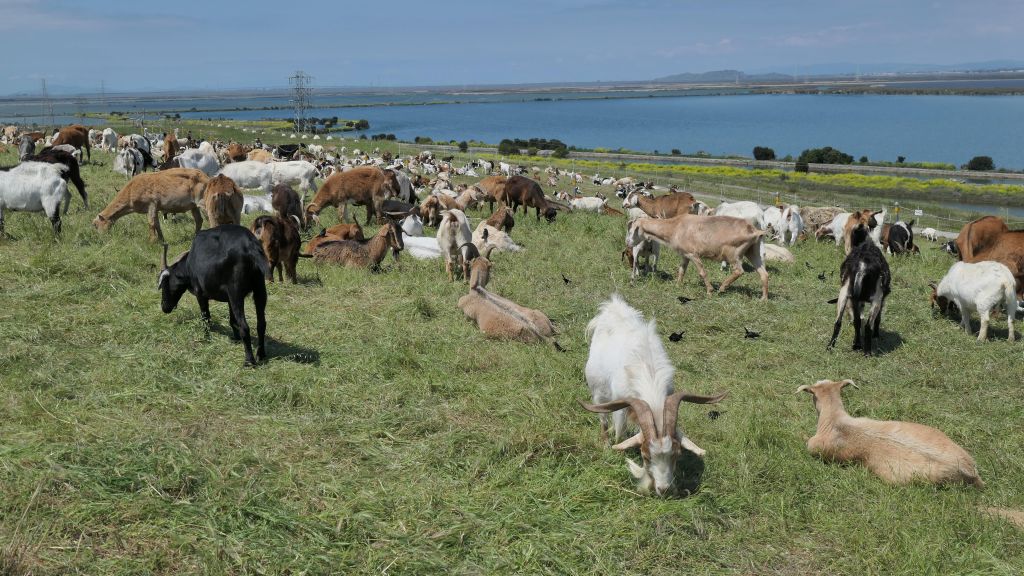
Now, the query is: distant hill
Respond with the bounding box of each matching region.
[653,70,793,84]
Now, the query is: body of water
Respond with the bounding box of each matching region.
[4,91,1024,169]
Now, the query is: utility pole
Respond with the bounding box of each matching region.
[99,80,107,110]
[289,70,313,135]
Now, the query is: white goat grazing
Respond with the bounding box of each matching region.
[569,196,606,213]
[271,160,317,194]
[712,201,765,230]
[241,193,274,215]
[625,218,660,279]
[780,205,805,245]
[473,221,523,253]
[0,170,69,235]
[798,379,983,487]
[931,261,1017,342]
[219,161,273,194]
[579,294,726,496]
[176,148,220,177]
[921,227,938,242]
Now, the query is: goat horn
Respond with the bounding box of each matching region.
[578,397,658,446]
[796,385,811,394]
[663,390,727,438]
[841,379,859,390]
[483,244,495,259]
[161,243,169,270]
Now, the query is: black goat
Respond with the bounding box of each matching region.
[158,225,270,365]
[28,148,88,211]
[887,219,916,255]
[18,135,35,160]
[828,224,892,355]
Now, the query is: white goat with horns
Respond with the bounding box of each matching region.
[578,294,726,496]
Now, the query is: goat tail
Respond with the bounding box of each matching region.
[851,267,866,300]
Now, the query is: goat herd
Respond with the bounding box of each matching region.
[2,123,1023,498]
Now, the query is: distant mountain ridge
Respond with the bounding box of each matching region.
[656,61,1024,83]
[652,70,794,83]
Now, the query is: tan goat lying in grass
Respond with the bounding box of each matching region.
[798,379,983,487]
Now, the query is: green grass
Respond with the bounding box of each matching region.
[2,143,1023,574]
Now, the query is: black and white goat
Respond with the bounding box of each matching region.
[828,223,892,355]
[887,219,916,255]
[158,225,270,366]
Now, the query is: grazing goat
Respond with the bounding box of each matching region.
[625,218,660,279]
[51,124,90,163]
[570,195,606,213]
[931,261,1017,342]
[9,148,86,213]
[219,161,273,193]
[204,174,244,227]
[798,379,983,487]
[622,190,694,218]
[436,209,476,281]
[271,183,305,229]
[827,223,891,355]
[475,175,506,212]
[457,287,556,344]
[955,216,1008,261]
[921,227,938,242]
[711,201,765,230]
[887,219,916,255]
[0,169,69,236]
[18,135,35,160]
[579,294,726,496]
[158,226,269,365]
[634,213,769,299]
[503,175,556,222]
[310,219,404,270]
[270,160,317,194]
[306,166,396,226]
[175,148,220,177]
[93,169,208,242]
[252,214,302,283]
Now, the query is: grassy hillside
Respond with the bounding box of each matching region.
[1,143,1022,574]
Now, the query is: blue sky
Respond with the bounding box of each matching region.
[2,0,1021,93]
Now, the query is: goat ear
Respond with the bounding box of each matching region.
[840,379,859,390]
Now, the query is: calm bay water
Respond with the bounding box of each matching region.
[4,91,1024,169]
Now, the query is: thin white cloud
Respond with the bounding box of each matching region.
[656,37,736,58]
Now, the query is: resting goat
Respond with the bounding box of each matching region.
[798,379,983,487]
[827,223,891,355]
[457,286,557,345]
[158,225,269,366]
[309,219,403,270]
[579,294,726,496]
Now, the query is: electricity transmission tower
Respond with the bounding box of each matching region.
[289,70,313,134]
[41,79,55,129]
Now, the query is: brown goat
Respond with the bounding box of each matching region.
[842,209,881,254]
[419,195,443,227]
[225,143,249,162]
[311,220,404,270]
[956,216,1010,262]
[469,245,496,289]
[475,175,507,212]
[247,148,273,163]
[962,228,1024,298]
[252,214,301,283]
[634,213,769,299]
[271,183,305,229]
[623,190,695,218]
[485,206,515,234]
[305,166,396,226]
[204,174,244,227]
[51,124,90,162]
[503,175,556,221]
[163,133,180,163]
[92,168,208,241]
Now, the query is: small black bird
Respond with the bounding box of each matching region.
[805,261,813,269]
[677,296,693,304]
[708,410,722,420]
[669,331,684,342]
[553,341,566,352]
[826,297,839,304]
[817,271,827,282]
[561,273,571,285]
[744,327,760,339]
